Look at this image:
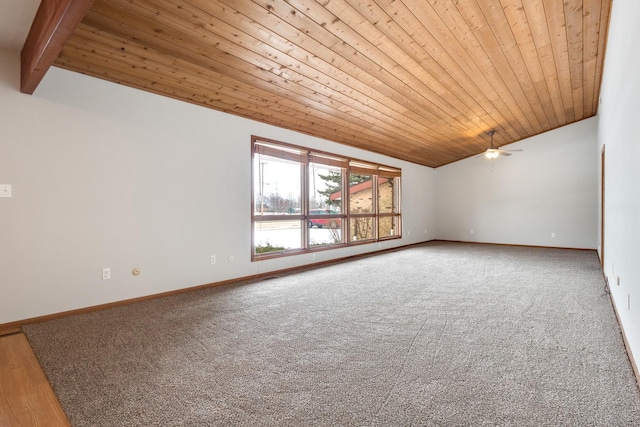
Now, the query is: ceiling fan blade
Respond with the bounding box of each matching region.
[475,130,522,159]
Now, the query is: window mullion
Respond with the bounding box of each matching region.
[302,158,309,251]
[343,168,351,243]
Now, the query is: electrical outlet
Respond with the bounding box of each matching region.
[551,232,556,238]
[210,255,216,265]
[102,268,110,280]
[470,229,474,234]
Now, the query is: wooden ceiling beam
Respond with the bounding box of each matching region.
[20,0,95,94]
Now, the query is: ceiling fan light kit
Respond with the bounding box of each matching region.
[484,149,500,160]
[478,130,522,160]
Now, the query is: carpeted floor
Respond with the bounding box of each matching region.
[23,242,640,426]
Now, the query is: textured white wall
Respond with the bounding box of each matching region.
[0,49,435,324]
[597,0,640,371]
[434,119,598,249]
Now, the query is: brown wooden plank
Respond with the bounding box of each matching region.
[92,0,462,153]
[480,0,554,131]
[303,0,506,153]
[81,0,467,159]
[592,0,611,113]
[564,0,584,120]
[56,42,453,165]
[20,0,95,94]
[343,0,519,143]
[582,0,601,116]
[543,0,576,122]
[183,0,466,146]
[0,334,70,427]
[502,0,559,129]
[65,19,460,160]
[170,0,459,140]
[214,0,466,138]
[446,0,545,134]
[521,0,568,125]
[399,0,533,139]
[286,0,471,126]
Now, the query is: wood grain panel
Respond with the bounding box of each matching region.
[67,22,459,161]
[565,0,585,121]
[401,0,534,139]
[592,0,611,111]
[100,0,462,153]
[0,334,70,427]
[522,0,567,125]
[22,0,610,167]
[344,0,513,141]
[90,0,464,156]
[502,0,559,129]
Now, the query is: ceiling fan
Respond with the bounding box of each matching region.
[477,130,523,159]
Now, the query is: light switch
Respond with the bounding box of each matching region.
[0,184,11,198]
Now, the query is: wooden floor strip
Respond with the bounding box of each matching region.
[0,333,69,427]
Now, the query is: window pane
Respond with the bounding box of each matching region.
[308,209,342,229]
[350,217,374,241]
[379,216,399,238]
[349,174,373,214]
[378,177,397,214]
[254,220,303,254]
[310,226,343,247]
[254,155,301,216]
[309,163,343,213]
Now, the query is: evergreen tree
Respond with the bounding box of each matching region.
[317,171,370,209]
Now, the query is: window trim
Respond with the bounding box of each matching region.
[252,136,401,261]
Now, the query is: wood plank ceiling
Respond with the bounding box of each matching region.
[38,0,611,167]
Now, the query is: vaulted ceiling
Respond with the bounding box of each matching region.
[22,0,611,167]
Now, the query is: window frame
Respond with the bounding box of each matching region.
[252,136,401,261]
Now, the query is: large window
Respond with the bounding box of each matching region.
[252,136,401,260]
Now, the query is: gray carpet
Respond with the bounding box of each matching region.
[23,242,640,426]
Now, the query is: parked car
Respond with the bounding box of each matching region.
[308,209,341,229]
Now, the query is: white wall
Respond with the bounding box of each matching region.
[597,0,640,371]
[0,49,435,324]
[434,119,598,249]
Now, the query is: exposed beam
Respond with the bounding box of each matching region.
[20,0,94,94]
